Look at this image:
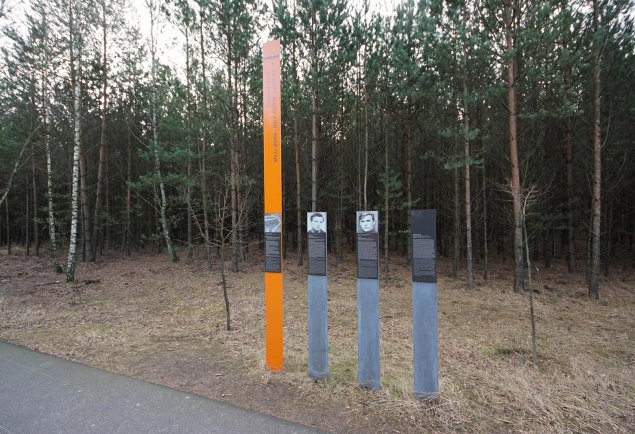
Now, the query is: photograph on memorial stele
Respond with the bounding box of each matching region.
[264,213,282,272]
[357,211,378,234]
[307,212,327,276]
[356,211,379,279]
[307,212,326,234]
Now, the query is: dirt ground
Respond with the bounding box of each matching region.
[1,245,633,433]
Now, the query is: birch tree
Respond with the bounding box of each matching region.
[37,6,63,272]
[66,0,83,281]
[147,0,179,262]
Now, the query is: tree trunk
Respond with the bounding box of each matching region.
[186,150,193,259]
[383,93,389,274]
[356,60,361,211]
[43,76,62,272]
[105,163,110,254]
[336,87,345,263]
[522,217,538,364]
[5,197,10,254]
[604,201,612,276]
[79,133,92,262]
[310,3,318,213]
[288,0,303,265]
[66,3,82,281]
[25,174,30,255]
[238,65,247,263]
[452,135,460,278]
[463,74,474,289]
[124,114,132,257]
[198,14,211,265]
[482,150,489,281]
[91,5,108,262]
[363,80,369,210]
[504,0,524,292]
[30,76,39,255]
[563,116,576,271]
[154,110,177,263]
[228,38,239,273]
[185,24,193,260]
[149,0,178,263]
[631,213,635,270]
[406,117,413,264]
[294,93,303,266]
[588,0,601,299]
[220,238,231,331]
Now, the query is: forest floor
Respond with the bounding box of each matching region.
[0,245,633,433]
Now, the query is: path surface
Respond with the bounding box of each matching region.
[0,341,323,434]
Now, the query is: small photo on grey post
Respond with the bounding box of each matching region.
[357,211,378,234]
[264,213,281,233]
[307,212,326,234]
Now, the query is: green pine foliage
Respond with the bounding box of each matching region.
[0,0,632,288]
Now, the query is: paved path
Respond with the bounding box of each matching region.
[0,341,323,434]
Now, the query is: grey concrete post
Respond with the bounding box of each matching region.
[412,281,438,397]
[357,278,380,389]
[308,275,328,378]
[356,210,380,389]
[307,212,328,378]
[411,209,439,398]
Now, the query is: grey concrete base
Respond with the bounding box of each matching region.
[0,341,322,434]
[357,278,380,390]
[413,391,440,400]
[308,275,329,379]
[412,282,439,397]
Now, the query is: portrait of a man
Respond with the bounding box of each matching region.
[307,212,326,234]
[357,211,378,234]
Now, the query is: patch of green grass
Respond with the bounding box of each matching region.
[327,358,356,385]
[382,373,409,399]
[591,344,610,357]
[492,347,530,357]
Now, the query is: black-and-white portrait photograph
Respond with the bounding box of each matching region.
[307,212,327,234]
[357,211,378,234]
[264,213,281,233]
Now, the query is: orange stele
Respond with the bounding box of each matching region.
[262,39,283,372]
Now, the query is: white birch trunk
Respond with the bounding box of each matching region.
[44,102,62,273]
[66,0,82,282]
[149,0,178,263]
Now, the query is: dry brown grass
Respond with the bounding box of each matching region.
[1,245,633,433]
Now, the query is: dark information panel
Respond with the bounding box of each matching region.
[411,209,437,283]
[308,233,327,276]
[357,233,379,279]
[265,233,281,273]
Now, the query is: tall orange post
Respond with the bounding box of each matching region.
[262,39,283,371]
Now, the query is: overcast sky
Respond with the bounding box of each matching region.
[0,0,398,78]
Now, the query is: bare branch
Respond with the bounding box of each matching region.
[0,127,40,208]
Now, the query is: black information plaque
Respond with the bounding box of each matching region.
[265,233,281,273]
[308,233,327,276]
[411,209,437,283]
[357,233,379,279]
